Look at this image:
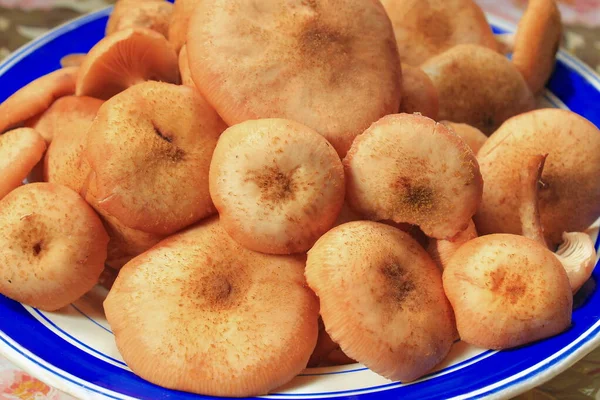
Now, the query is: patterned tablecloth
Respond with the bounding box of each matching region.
[1,0,600,399]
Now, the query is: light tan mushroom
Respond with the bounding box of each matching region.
[344,113,483,240]
[168,0,200,53]
[399,64,439,119]
[518,154,596,294]
[443,233,573,349]
[209,118,344,255]
[421,44,535,134]
[0,128,46,200]
[186,0,401,157]
[475,109,600,247]
[379,0,497,66]
[0,67,78,134]
[306,221,455,381]
[512,0,562,94]
[76,28,179,100]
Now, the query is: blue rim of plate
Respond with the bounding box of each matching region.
[1,8,600,400]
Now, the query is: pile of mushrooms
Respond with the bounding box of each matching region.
[0,0,598,397]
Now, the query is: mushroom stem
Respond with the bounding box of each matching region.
[518,153,548,246]
[519,154,597,293]
[495,33,515,55]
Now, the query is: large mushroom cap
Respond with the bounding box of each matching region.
[443,233,572,349]
[209,118,345,255]
[306,220,455,381]
[475,108,600,246]
[344,113,483,240]
[186,0,401,157]
[0,183,108,311]
[422,44,535,134]
[104,217,319,396]
[106,0,173,38]
[380,0,497,66]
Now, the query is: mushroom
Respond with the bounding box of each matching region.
[84,81,225,235]
[209,118,344,254]
[399,64,439,119]
[308,317,356,367]
[0,128,46,200]
[512,0,562,94]
[518,154,596,294]
[344,113,483,240]
[0,183,108,311]
[0,67,78,134]
[379,0,497,66]
[186,0,401,157]
[76,28,179,100]
[442,232,573,349]
[104,217,319,396]
[475,109,600,247]
[42,96,103,193]
[106,0,173,38]
[421,44,535,134]
[441,121,487,154]
[305,221,455,381]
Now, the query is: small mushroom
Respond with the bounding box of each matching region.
[42,96,103,193]
[421,44,535,134]
[518,154,596,294]
[0,183,108,311]
[306,221,455,381]
[442,233,573,349]
[76,28,180,100]
[210,118,345,255]
[104,217,318,396]
[379,0,497,66]
[512,0,562,94]
[0,67,78,134]
[475,109,600,247]
[399,64,439,119]
[344,113,483,240]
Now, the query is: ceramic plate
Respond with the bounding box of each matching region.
[1,7,600,400]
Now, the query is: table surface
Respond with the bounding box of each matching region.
[0,0,599,399]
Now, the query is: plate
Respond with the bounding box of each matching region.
[1,7,600,400]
